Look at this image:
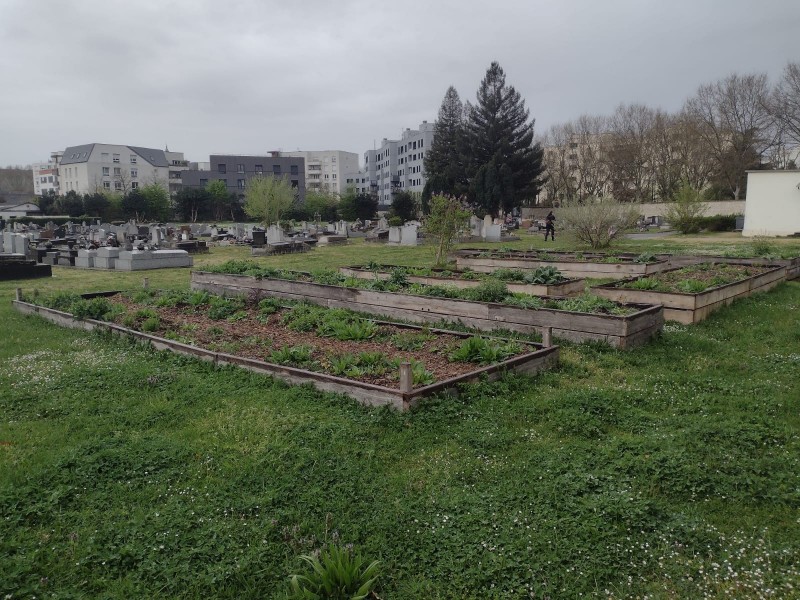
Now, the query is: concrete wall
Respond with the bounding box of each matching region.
[523,200,746,221]
[742,170,800,237]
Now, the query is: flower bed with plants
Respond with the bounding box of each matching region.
[591,263,787,324]
[338,262,585,296]
[454,248,670,279]
[12,289,558,410]
[190,261,664,348]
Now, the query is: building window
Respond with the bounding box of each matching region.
[332,174,337,179]
[237,163,244,173]
[102,167,110,176]
[218,178,227,185]
[103,181,111,189]
[255,164,263,174]
[200,178,208,186]
[237,179,245,189]
[131,169,138,178]
[332,157,337,163]
[131,181,139,189]
[273,165,281,175]
[291,179,299,188]
[114,167,121,176]
[130,155,137,164]
[218,164,226,174]
[290,165,298,175]
[113,154,120,163]
[114,181,122,190]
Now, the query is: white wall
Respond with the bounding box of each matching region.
[742,170,800,237]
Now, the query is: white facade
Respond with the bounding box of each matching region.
[345,121,434,205]
[742,170,800,237]
[31,161,59,196]
[58,143,173,196]
[283,150,359,196]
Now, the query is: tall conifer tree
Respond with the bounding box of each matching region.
[422,86,468,211]
[465,62,546,216]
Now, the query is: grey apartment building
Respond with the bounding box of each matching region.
[181,154,306,202]
[344,121,434,206]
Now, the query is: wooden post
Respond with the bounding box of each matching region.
[542,326,552,347]
[142,277,149,289]
[399,362,413,393]
[15,287,22,301]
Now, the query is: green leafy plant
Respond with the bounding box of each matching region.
[141,317,160,332]
[625,277,664,291]
[390,331,434,351]
[523,266,566,285]
[207,296,245,320]
[751,236,773,257]
[288,543,381,600]
[388,267,409,287]
[449,336,521,364]
[634,252,657,264]
[326,320,378,342]
[676,279,710,294]
[462,279,509,303]
[258,297,282,315]
[269,345,315,368]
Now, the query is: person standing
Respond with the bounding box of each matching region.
[544,211,556,241]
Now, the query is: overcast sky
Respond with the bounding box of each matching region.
[2,0,798,168]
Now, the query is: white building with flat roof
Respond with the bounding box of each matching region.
[742,170,800,237]
[31,161,59,196]
[345,121,434,205]
[282,150,359,196]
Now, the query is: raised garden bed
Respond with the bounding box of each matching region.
[191,269,664,349]
[12,289,558,411]
[454,249,670,280]
[338,264,585,297]
[591,263,786,324]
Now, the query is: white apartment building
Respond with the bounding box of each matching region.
[282,150,359,196]
[58,143,178,195]
[32,161,59,196]
[344,121,434,205]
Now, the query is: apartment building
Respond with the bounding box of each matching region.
[31,150,63,196]
[282,150,359,196]
[180,153,306,202]
[57,144,176,195]
[344,121,434,205]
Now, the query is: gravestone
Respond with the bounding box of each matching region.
[75,249,97,268]
[252,230,266,247]
[400,224,418,246]
[266,225,285,244]
[388,226,401,244]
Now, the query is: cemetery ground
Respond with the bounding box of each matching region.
[1,232,799,599]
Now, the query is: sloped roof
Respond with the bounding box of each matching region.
[127,146,168,167]
[60,144,96,165]
[59,144,168,167]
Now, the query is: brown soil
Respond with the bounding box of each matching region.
[110,295,529,388]
[618,264,770,293]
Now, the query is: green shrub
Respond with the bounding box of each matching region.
[751,236,773,256]
[665,182,708,234]
[188,291,211,306]
[633,252,658,264]
[551,293,631,315]
[697,214,739,232]
[325,320,378,341]
[288,543,381,600]
[503,294,545,309]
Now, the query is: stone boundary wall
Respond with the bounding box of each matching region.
[523,200,745,220]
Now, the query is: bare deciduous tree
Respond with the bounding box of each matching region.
[771,62,800,147]
[605,104,656,202]
[683,73,776,199]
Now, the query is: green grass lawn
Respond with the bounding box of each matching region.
[1,232,799,598]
